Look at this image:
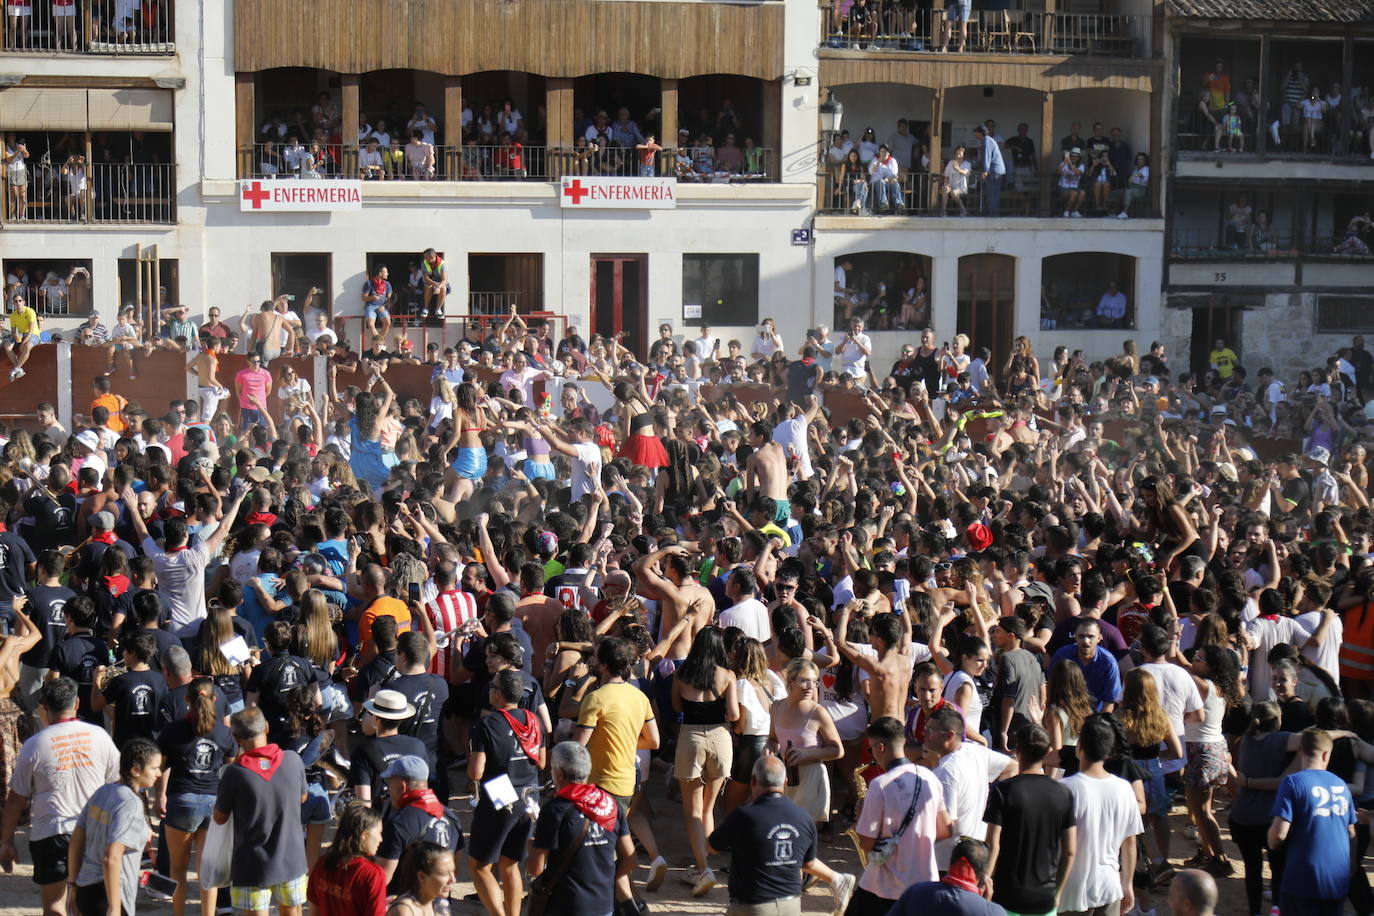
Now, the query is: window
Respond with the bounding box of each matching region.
[683,254,759,326]
[1041,253,1137,330]
[4,258,93,316]
[1316,296,1374,333]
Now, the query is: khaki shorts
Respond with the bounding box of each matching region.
[675,722,733,782]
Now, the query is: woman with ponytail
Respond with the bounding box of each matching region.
[155,677,236,916]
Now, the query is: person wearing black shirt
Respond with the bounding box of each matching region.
[70,510,136,592]
[0,496,37,635]
[157,645,230,733]
[350,688,427,807]
[984,723,1076,915]
[375,754,465,891]
[246,620,322,744]
[530,741,633,916]
[48,595,113,724]
[18,465,77,554]
[1272,454,1312,521]
[349,615,400,707]
[911,329,941,394]
[19,550,74,706]
[467,670,545,916]
[1007,123,1037,169]
[91,631,169,747]
[123,590,182,672]
[709,754,854,913]
[785,348,823,406]
[156,677,236,916]
[388,631,450,798]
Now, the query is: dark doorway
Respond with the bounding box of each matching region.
[468,254,544,316]
[956,254,1015,372]
[590,255,648,356]
[271,253,331,314]
[1185,295,1249,377]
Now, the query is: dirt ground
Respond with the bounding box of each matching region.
[0,764,1352,915]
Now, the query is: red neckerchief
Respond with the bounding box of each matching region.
[102,574,130,596]
[238,743,284,780]
[0,522,7,532]
[90,531,117,545]
[801,358,814,366]
[1260,614,1279,621]
[399,787,445,818]
[941,858,981,895]
[556,782,618,832]
[498,708,542,763]
[245,511,277,527]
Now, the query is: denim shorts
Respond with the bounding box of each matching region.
[363,302,389,322]
[945,0,971,20]
[164,792,217,834]
[1138,756,1170,817]
[300,782,332,826]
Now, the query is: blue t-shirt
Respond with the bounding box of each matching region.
[1271,768,1355,900]
[239,572,281,643]
[1049,644,1122,709]
[889,881,1007,916]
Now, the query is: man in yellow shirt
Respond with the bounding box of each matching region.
[4,293,39,381]
[576,636,661,892]
[1209,338,1239,380]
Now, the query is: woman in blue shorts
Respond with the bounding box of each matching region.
[445,382,490,501]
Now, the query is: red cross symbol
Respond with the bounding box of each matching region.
[241,181,272,209]
[563,179,589,205]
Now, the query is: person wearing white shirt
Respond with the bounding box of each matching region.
[1060,717,1143,916]
[868,146,905,212]
[926,706,1015,870]
[835,317,872,380]
[771,403,816,481]
[691,324,720,363]
[751,318,783,359]
[357,139,384,180]
[719,568,770,643]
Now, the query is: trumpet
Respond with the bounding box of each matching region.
[95,661,128,691]
[842,764,870,867]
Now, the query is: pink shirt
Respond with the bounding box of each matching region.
[235,366,273,408]
[856,761,944,900]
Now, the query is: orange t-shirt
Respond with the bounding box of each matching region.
[358,596,412,655]
[92,393,128,432]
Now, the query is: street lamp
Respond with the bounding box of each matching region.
[818,90,844,134]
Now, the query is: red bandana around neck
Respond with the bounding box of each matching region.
[237,743,284,781]
[941,858,981,895]
[499,708,543,763]
[245,511,277,527]
[90,531,117,545]
[102,574,130,597]
[556,782,618,832]
[399,787,445,818]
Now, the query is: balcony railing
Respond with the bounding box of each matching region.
[0,0,173,54]
[469,292,523,315]
[237,143,780,182]
[817,171,1043,216]
[821,8,1152,58]
[2,162,175,225]
[1170,229,1299,258]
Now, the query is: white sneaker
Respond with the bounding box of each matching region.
[1117,210,1129,219]
[645,856,668,891]
[692,866,717,897]
[8,367,22,381]
[831,873,857,916]
[1071,211,1083,218]
[1062,210,1070,217]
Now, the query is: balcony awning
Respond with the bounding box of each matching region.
[0,88,173,131]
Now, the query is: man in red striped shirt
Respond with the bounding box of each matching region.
[423,561,479,681]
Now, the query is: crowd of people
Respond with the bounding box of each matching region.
[5,276,1374,916]
[825,117,1147,218]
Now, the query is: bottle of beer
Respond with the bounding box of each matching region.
[785,740,800,787]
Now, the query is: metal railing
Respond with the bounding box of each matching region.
[821,8,1152,58]
[817,170,1042,216]
[1169,228,1298,258]
[469,292,522,315]
[237,143,780,182]
[0,0,173,54]
[3,161,174,224]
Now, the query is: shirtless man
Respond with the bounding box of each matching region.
[829,603,913,722]
[240,297,291,363]
[633,543,714,743]
[188,335,228,424]
[744,420,790,522]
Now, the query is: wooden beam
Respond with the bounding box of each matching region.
[930,88,945,211]
[1039,90,1054,217]
[342,73,359,175]
[235,72,255,178]
[1340,33,1354,151]
[546,78,574,177]
[661,79,680,155]
[1256,33,1270,154]
[762,79,781,180]
[443,76,462,147]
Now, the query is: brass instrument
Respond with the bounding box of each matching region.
[842,764,870,867]
[60,536,94,569]
[95,660,128,691]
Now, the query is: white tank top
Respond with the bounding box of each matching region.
[1184,681,1226,744]
[943,669,983,732]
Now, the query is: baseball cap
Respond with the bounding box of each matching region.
[91,510,116,531]
[73,430,100,452]
[380,755,429,782]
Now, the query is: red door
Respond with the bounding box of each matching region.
[590,255,648,356]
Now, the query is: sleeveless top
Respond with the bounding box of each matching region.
[774,704,820,752]
[1184,682,1226,744]
[943,669,983,732]
[681,679,728,726]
